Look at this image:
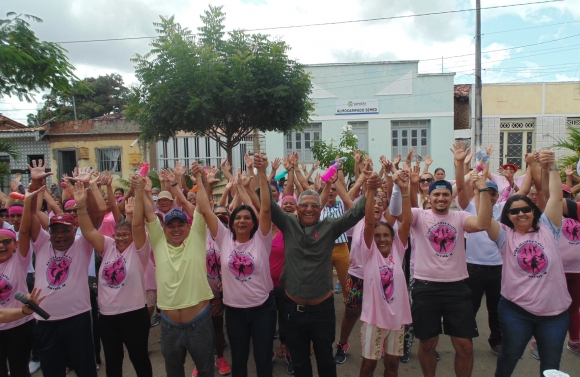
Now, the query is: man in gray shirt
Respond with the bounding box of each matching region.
[258,154,380,377]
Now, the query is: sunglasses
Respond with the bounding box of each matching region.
[64,209,77,214]
[420,178,434,183]
[508,206,533,216]
[0,239,13,246]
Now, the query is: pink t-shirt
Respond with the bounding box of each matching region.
[410,208,471,282]
[98,236,149,315]
[360,235,412,330]
[494,214,571,316]
[214,221,273,308]
[269,231,284,287]
[491,174,526,198]
[0,251,33,330]
[143,249,157,291]
[559,217,580,273]
[99,212,116,238]
[347,220,365,279]
[32,230,93,321]
[206,231,222,296]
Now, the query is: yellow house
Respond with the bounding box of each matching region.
[468,82,580,172]
[47,114,145,187]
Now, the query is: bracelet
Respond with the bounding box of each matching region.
[476,165,483,172]
[337,168,343,171]
[479,187,492,193]
[332,178,338,184]
[402,194,410,198]
[28,184,40,191]
[171,182,179,187]
[77,211,89,216]
[548,166,559,171]
[22,308,32,316]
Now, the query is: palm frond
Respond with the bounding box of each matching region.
[0,140,20,160]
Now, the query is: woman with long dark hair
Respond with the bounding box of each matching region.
[486,150,570,376]
[195,154,276,377]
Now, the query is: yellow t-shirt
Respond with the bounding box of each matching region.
[145,212,213,310]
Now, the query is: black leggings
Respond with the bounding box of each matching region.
[99,306,152,377]
[0,320,35,377]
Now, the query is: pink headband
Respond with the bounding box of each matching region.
[0,229,17,240]
[8,206,23,215]
[281,195,297,204]
[64,200,76,209]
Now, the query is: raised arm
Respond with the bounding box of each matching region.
[363,176,377,249]
[541,150,563,226]
[452,141,471,210]
[103,173,123,223]
[464,173,492,233]
[73,182,105,254]
[129,179,147,250]
[254,153,272,236]
[335,177,354,210]
[161,169,195,216]
[193,163,219,238]
[132,175,156,223]
[19,187,44,257]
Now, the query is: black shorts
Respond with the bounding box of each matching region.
[411,279,479,340]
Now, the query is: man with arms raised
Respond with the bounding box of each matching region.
[392,143,492,377]
[133,171,214,377]
[259,152,380,377]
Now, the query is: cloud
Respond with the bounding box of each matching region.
[331,49,398,63]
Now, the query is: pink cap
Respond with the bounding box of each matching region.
[562,184,572,194]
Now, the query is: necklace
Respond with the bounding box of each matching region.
[51,244,71,266]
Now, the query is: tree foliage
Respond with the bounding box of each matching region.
[126,5,314,164]
[0,12,76,102]
[310,125,366,182]
[27,73,129,125]
[0,139,20,186]
[552,126,580,181]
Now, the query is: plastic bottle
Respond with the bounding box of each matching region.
[274,169,288,181]
[321,157,348,182]
[9,192,25,200]
[139,162,149,177]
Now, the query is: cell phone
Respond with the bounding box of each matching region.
[416,155,423,162]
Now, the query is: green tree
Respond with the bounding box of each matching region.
[0,139,20,186]
[126,5,313,165]
[0,12,76,102]
[310,125,366,182]
[552,127,580,182]
[27,74,129,125]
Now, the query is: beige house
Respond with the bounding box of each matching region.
[455,82,580,173]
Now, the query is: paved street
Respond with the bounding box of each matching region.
[48,290,579,377]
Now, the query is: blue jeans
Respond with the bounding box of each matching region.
[225,292,276,377]
[284,295,336,377]
[495,297,569,377]
[160,306,215,377]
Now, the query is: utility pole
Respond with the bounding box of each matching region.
[474,0,483,150]
[72,95,78,121]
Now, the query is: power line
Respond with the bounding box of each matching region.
[54,0,563,44]
[483,20,580,35]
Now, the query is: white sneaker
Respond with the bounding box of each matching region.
[29,361,41,375]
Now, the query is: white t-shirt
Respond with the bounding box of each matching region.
[462,202,503,266]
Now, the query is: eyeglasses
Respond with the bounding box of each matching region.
[0,239,13,246]
[114,233,132,239]
[64,209,77,214]
[420,178,434,183]
[508,206,533,216]
[298,203,321,209]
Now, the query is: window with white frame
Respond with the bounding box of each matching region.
[567,117,580,128]
[97,148,122,173]
[284,123,321,162]
[499,119,535,169]
[391,120,430,159]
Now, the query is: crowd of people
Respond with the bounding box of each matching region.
[0,142,577,377]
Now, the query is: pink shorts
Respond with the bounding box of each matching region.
[361,322,405,359]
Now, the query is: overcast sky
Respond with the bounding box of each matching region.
[2,0,579,124]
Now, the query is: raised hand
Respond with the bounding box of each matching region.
[314,172,321,192]
[393,154,402,166]
[366,172,381,190]
[174,161,187,177]
[313,161,320,171]
[90,171,101,186]
[354,149,362,164]
[27,159,53,182]
[464,152,473,165]
[160,169,177,184]
[485,144,494,157]
[24,185,45,203]
[396,169,410,190]
[72,181,88,207]
[240,171,253,187]
[450,141,470,162]
[424,155,433,166]
[125,197,135,215]
[225,179,233,191]
[131,174,146,191]
[282,155,291,171]
[9,178,20,193]
[254,153,268,172]
[208,167,220,184]
[539,150,556,167]
[565,165,575,176]
[300,162,307,173]
[271,157,281,171]
[69,167,94,186]
[406,148,415,163]
[410,165,420,184]
[472,171,488,190]
[244,153,254,169]
[220,158,232,174]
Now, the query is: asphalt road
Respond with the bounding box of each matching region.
[48,289,579,377]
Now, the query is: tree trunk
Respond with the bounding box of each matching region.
[226,137,234,170]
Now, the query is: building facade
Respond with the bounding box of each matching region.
[264,61,457,174]
[459,82,580,173]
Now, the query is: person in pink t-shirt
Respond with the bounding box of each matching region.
[0,227,35,377]
[195,154,276,377]
[393,143,493,377]
[359,171,413,377]
[73,181,153,377]
[486,150,571,377]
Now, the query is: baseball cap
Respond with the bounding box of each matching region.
[501,163,519,173]
[486,181,499,192]
[164,209,188,224]
[562,184,572,194]
[428,180,453,194]
[157,191,174,201]
[49,213,76,227]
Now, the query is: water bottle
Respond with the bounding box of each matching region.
[321,157,348,183]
